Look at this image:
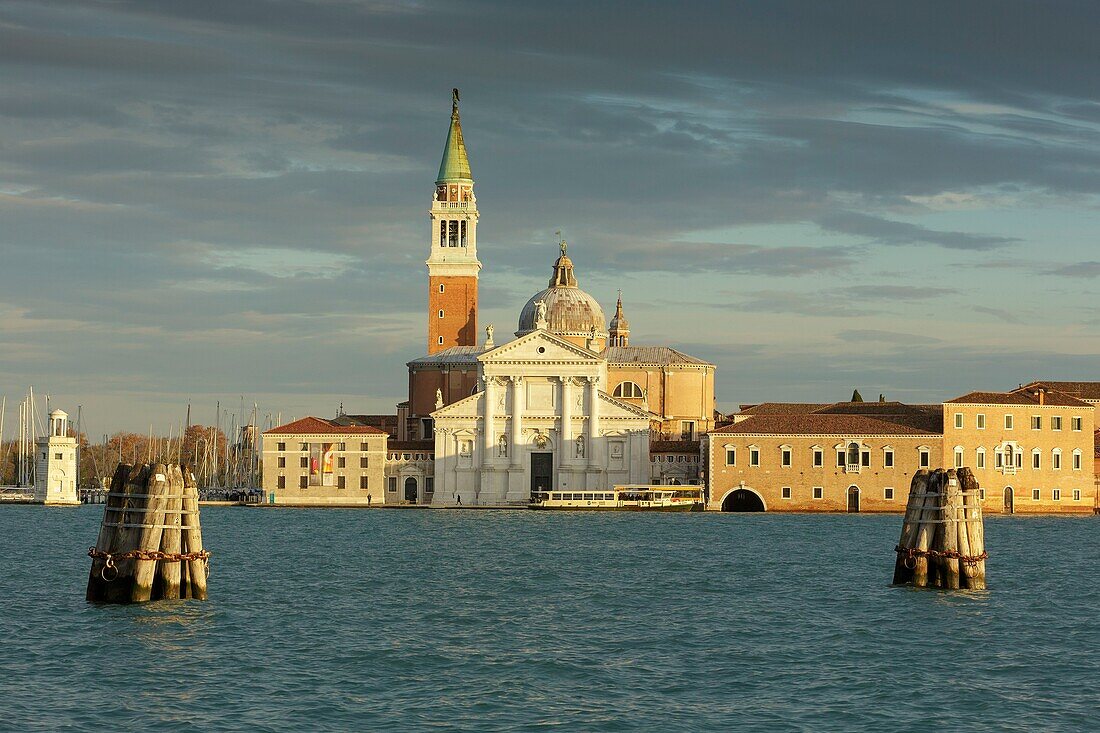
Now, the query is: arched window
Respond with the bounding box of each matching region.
[846,442,860,466]
[613,381,643,399]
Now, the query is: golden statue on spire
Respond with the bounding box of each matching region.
[452,88,460,113]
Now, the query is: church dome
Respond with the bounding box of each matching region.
[517,243,608,341]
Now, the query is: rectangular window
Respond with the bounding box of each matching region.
[337,475,345,490]
[300,456,308,468]
[919,450,930,468]
[976,414,985,430]
[976,450,985,469]
[1053,453,1061,470]
[954,449,963,468]
[439,220,446,246]
[54,452,62,460]
[1032,488,1040,501]
[1051,416,1062,431]
[1073,453,1081,470]
[1052,488,1061,501]
[388,477,397,492]
[338,442,346,451]
[884,450,894,468]
[781,487,792,499]
[361,441,370,450]
[749,448,760,467]
[861,451,870,467]
[338,457,346,468]
[277,476,285,489]
[299,475,308,489]
[813,448,823,467]
[277,441,286,451]
[1032,452,1040,469]
[725,448,736,466]
[979,488,986,500]
[1071,417,1082,431]
[426,478,434,494]
[356,475,366,489]
[299,442,308,451]
[954,413,963,429]
[812,486,823,500]
[448,220,459,246]
[1073,489,1081,501]
[278,457,286,468]
[1031,416,1041,430]
[460,219,467,246]
[781,448,792,467]
[422,418,434,440]
[1005,415,1013,430]
[836,450,845,468]
[681,421,696,441]
[360,456,369,468]
[884,487,895,501]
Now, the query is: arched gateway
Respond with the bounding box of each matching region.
[720,488,766,512]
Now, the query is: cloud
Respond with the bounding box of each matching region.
[1045,261,1100,278]
[817,211,1017,250]
[1,0,1098,430]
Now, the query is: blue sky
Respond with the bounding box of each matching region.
[0,1,1098,434]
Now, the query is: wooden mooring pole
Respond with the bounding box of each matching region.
[893,467,987,590]
[86,463,210,603]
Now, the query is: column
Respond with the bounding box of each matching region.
[560,377,572,465]
[510,376,523,468]
[483,377,496,463]
[587,376,600,469]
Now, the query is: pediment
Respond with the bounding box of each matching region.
[480,330,600,364]
[598,391,656,419]
[432,391,483,419]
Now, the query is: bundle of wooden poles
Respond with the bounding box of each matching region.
[86,462,209,603]
[893,467,986,590]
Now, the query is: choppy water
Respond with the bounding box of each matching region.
[1,506,1097,732]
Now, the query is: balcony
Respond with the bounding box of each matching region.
[845,464,861,474]
[434,201,470,210]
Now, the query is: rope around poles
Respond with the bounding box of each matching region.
[88,547,211,582]
[894,544,988,569]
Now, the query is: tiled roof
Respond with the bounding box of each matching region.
[946,390,1090,407]
[264,416,388,436]
[388,440,434,452]
[738,403,829,415]
[711,412,942,437]
[603,345,713,366]
[407,346,483,367]
[649,440,701,453]
[815,401,932,416]
[335,414,397,430]
[1022,381,1100,401]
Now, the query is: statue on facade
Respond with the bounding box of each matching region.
[575,435,585,458]
[498,434,508,457]
[534,299,548,329]
[435,388,443,410]
[485,323,494,347]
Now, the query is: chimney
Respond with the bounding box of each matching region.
[1038,388,1045,406]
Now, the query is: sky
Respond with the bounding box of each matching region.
[1,0,1098,436]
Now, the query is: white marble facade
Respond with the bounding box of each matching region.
[431,330,651,506]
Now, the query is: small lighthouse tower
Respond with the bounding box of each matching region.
[34,409,79,505]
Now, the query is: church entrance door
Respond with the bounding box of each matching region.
[404,477,418,504]
[530,452,553,498]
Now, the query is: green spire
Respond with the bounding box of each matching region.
[436,88,472,183]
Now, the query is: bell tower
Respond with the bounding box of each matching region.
[426,88,481,354]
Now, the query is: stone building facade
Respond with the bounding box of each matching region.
[945,385,1096,514]
[706,402,943,512]
[261,416,387,506]
[430,330,652,506]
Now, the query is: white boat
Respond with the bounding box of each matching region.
[529,485,704,511]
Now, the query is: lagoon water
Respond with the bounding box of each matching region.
[0,506,1097,732]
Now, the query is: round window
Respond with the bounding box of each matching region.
[537,346,546,354]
